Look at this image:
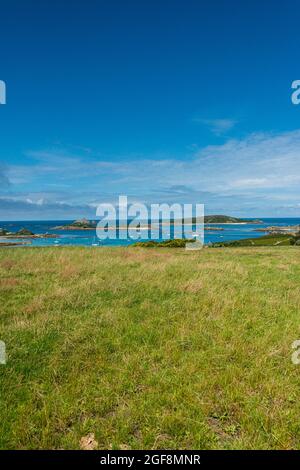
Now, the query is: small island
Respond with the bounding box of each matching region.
[204,226,224,231]
[54,218,97,230]
[0,227,58,239]
[254,225,300,235]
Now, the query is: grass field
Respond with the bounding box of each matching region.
[1,246,300,450]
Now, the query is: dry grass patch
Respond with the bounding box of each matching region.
[0,277,20,289]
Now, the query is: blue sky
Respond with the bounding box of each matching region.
[1,0,300,219]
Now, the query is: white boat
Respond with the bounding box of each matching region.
[91,236,100,246]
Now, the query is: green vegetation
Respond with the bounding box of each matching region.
[0,228,57,240]
[133,238,195,248]
[0,227,34,237]
[1,246,300,449]
[290,233,300,246]
[70,219,96,228]
[212,233,294,247]
[133,233,300,248]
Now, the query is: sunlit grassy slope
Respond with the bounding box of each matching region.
[1,246,300,449]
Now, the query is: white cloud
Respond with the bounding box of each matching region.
[1,129,300,217]
[194,118,237,135]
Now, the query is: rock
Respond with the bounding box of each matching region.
[54,219,96,230]
[80,433,98,450]
[16,228,34,236]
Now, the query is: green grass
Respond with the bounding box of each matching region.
[1,246,300,449]
[212,233,293,247]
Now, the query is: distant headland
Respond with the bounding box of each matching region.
[203,215,263,224]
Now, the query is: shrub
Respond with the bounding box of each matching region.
[290,232,300,245]
[133,238,195,248]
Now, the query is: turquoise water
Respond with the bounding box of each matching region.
[0,218,300,247]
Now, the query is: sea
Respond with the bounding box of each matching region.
[0,218,300,247]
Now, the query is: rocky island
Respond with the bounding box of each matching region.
[204,226,224,231]
[54,218,97,230]
[254,225,300,235]
[0,227,58,240]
